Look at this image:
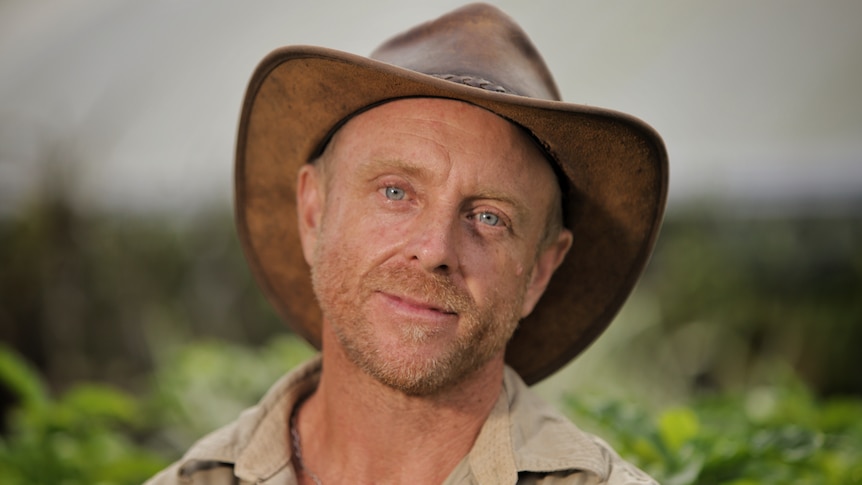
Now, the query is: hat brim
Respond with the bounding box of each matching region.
[235,46,668,385]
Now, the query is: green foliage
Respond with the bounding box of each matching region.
[0,336,317,484]
[0,344,49,411]
[0,345,167,485]
[145,335,317,454]
[3,336,862,483]
[566,376,862,484]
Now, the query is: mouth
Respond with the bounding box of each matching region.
[379,291,458,316]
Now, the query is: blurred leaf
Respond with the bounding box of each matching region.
[564,374,862,485]
[63,384,138,423]
[0,344,48,411]
[658,407,699,452]
[0,356,167,484]
[145,334,317,454]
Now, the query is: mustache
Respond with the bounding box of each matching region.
[363,265,474,314]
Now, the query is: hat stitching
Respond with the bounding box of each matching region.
[431,73,511,94]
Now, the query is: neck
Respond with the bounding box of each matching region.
[293,325,505,485]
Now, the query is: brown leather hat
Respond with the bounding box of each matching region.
[235,3,668,384]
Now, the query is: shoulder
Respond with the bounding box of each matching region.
[587,434,658,485]
[502,367,658,485]
[143,402,268,484]
[510,424,658,485]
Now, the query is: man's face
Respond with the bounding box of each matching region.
[297,98,571,396]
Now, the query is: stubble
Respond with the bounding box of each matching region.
[311,240,525,396]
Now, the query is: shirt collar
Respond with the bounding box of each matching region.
[175,358,608,483]
[465,366,609,484]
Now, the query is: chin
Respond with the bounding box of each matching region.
[346,333,503,397]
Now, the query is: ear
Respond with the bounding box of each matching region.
[296,163,324,266]
[520,228,573,318]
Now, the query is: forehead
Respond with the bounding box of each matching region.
[323,98,555,183]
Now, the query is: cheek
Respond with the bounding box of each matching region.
[463,245,530,297]
[319,201,409,264]
[490,245,528,278]
[513,262,526,278]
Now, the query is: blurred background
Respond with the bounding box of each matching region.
[1,0,861,483]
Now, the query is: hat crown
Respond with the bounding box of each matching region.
[370,3,561,101]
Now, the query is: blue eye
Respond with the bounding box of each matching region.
[477,212,500,226]
[384,186,406,201]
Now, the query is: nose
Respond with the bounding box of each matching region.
[405,210,460,274]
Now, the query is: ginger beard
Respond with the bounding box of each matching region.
[310,235,527,397]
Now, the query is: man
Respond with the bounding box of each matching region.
[148,3,667,484]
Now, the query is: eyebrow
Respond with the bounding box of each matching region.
[469,188,526,217]
[360,157,430,181]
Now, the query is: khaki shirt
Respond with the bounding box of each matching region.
[145,357,656,484]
